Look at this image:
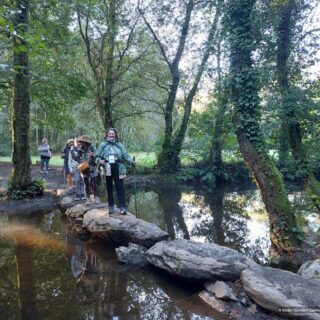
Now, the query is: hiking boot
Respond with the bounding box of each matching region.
[94,196,100,204]
[120,207,127,215]
[108,206,114,214]
[75,196,80,201]
[81,196,86,200]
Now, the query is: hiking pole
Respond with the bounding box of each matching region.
[132,156,138,217]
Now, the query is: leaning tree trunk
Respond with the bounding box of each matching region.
[10,0,32,188]
[276,0,320,210]
[227,0,300,251]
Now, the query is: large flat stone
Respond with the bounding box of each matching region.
[83,208,169,248]
[146,239,257,281]
[241,266,320,320]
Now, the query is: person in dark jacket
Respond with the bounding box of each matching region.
[61,139,75,189]
[95,128,135,215]
[76,135,99,205]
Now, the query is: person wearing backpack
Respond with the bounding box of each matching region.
[69,138,86,201]
[76,135,99,205]
[95,128,135,215]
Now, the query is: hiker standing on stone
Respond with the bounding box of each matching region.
[38,138,51,174]
[76,135,99,205]
[95,128,135,215]
[69,138,86,201]
[62,139,75,190]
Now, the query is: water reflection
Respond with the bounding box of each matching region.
[0,213,224,320]
[127,184,319,264]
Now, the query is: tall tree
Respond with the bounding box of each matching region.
[209,29,228,184]
[168,5,222,172]
[226,0,300,251]
[140,0,220,173]
[10,0,32,188]
[76,0,154,129]
[274,0,320,209]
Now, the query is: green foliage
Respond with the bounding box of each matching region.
[7,178,45,200]
[177,167,202,182]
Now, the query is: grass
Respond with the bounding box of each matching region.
[0,155,64,166]
[1,150,240,170]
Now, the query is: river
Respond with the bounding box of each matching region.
[0,183,318,319]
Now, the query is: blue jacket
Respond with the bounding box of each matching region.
[95,140,133,175]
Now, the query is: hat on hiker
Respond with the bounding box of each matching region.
[78,135,91,144]
[67,139,75,144]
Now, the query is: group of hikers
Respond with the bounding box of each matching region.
[40,128,135,215]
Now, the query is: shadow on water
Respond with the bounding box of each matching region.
[0,212,226,320]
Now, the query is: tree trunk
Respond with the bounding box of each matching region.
[156,0,194,173]
[275,0,320,210]
[209,34,227,185]
[167,6,220,172]
[10,0,32,187]
[276,0,293,167]
[104,0,116,129]
[227,0,300,251]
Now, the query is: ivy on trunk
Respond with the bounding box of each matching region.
[10,0,32,188]
[227,0,300,251]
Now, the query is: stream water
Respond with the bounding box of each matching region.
[0,183,319,319]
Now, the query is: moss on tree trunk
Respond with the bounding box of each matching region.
[227,0,300,251]
[10,0,32,188]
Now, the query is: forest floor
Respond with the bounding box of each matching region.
[0,162,67,215]
[0,161,159,215]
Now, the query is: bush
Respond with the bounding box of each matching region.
[7,178,45,200]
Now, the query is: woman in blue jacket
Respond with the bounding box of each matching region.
[95,128,135,214]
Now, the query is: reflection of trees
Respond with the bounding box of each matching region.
[1,213,221,319]
[15,244,39,319]
[157,186,190,240]
[124,268,215,320]
[192,187,249,251]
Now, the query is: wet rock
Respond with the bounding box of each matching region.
[146,239,257,281]
[200,285,284,320]
[241,266,320,320]
[199,291,268,320]
[298,259,320,281]
[116,243,148,266]
[204,281,238,301]
[65,203,107,219]
[59,195,75,210]
[83,208,169,248]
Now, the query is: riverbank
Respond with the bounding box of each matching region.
[0,161,166,214]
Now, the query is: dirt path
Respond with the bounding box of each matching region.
[0,162,66,215]
[0,161,160,215]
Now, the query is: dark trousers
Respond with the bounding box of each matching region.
[40,156,50,171]
[84,176,97,198]
[106,164,126,208]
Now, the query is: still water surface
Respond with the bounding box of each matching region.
[0,184,319,319]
